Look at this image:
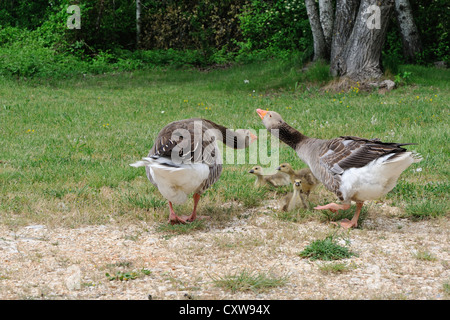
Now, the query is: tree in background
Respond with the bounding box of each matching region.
[305,0,427,81]
[394,0,422,63]
[0,0,447,74]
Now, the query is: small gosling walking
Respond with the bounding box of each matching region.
[281,179,307,211]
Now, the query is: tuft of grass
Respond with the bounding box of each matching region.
[412,250,437,262]
[105,268,152,281]
[404,199,449,221]
[211,269,288,293]
[299,235,356,261]
[317,262,357,274]
[443,282,450,297]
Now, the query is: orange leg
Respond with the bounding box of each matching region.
[168,201,187,225]
[314,202,363,229]
[185,193,201,222]
[337,202,364,229]
[314,202,351,213]
[170,193,210,224]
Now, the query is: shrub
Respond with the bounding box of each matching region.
[238,0,312,52]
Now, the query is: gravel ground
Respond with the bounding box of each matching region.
[0,204,448,300]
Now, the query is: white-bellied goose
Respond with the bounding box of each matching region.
[248,165,291,187]
[257,109,422,228]
[131,118,257,224]
[277,163,320,199]
[281,179,307,211]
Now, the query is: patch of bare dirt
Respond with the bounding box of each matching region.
[0,204,448,300]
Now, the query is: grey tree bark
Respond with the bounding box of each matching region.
[330,0,360,76]
[330,0,395,81]
[394,0,422,63]
[305,0,328,61]
[136,0,142,47]
[318,0,335,51]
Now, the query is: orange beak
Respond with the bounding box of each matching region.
[250,132,258,142]
[256,109,268,120]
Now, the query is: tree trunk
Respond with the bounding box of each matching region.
[394,0,422,63]
[305,0,328,61]
[136,0,142,47]
[318,0,335,50]
[331,0,394,81]
[330,0,359,76]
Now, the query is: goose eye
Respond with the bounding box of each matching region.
[269,114,272,118]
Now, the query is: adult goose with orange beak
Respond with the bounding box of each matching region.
[131,118,257,225]
[256,109,421,229]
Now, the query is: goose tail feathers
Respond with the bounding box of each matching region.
[130,157,183,170]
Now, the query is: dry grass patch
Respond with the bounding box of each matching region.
[210,268,289,293]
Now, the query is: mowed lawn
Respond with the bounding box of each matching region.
[0,61,448,228]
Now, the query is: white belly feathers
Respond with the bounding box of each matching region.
[339,152,416,202]
[131,157,210,204]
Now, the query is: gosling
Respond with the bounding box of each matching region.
[277,163,320,199]
[281,179,307,211]
[248,165,290,187]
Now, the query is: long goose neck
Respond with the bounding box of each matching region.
[203,119,248,149]
[276,122,309,150]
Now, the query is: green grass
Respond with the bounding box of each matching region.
[412,250,438,262]
[298,235,356,261]
[0,60,448,228]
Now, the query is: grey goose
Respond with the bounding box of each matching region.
[131,118,257,224]
[256,109,421,229]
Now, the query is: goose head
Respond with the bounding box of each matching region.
[276,163,293,174]
[256,109,284,130]
[231,129,258,149]
[293,179,302,189]
[248,165,263,175]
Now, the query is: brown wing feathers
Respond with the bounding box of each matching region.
[321,136,416,174]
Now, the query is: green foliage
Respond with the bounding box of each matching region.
[1,0,447,77]
[238,0,311,52]
[0,0,53,30]
[411,0,450,64]
[383,0,450,66]
[394,71,413,86]
[140,0,247,55]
